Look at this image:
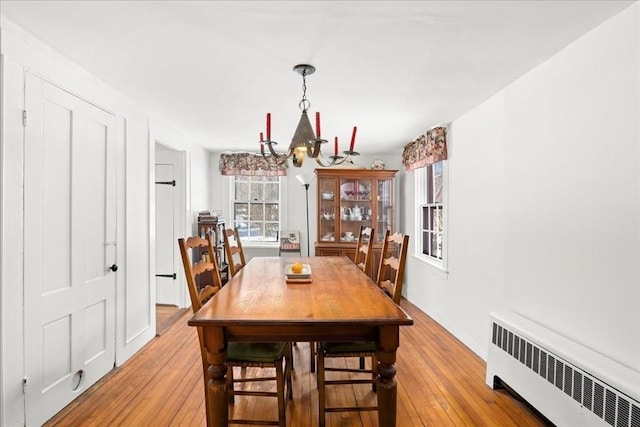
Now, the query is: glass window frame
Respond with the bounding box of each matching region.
[415,161,448,272]
[228,175,283,246]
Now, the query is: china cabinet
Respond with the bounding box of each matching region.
[314,168,397,279]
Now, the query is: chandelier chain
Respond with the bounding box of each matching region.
[299,68,311,112]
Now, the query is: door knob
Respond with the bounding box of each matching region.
[110,264,118,272]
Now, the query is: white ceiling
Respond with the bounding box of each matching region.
[1,1,635,154]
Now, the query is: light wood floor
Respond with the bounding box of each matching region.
[156,304,190,336]
[44,299,550,426]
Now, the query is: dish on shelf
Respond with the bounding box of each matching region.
[340,182,370,200]
[284,264,312,279]
[341,236,356,242]
[321,191,334,200]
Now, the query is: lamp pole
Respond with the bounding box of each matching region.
[296,173,315,257]
[303,183,310,257]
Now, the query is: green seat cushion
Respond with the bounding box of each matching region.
[321,341,376,354]
[227,342,286,363]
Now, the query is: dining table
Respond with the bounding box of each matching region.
[188,256,414,427]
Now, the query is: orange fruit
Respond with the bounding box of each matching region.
[291,262,304,274]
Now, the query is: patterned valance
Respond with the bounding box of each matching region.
[219,152,288,176]
[401,126,448,172]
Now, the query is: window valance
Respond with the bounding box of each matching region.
[401,126,448,172]
[219,152,288,176]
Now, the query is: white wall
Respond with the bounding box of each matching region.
[402,2,640,385]
[0,17,211,425]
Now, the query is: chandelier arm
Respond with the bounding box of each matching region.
[309,139,327,158]
[263,141,295,166]
[314,152,350,167]
[265,141,281,157]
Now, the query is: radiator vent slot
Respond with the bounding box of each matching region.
[491,322,640,427]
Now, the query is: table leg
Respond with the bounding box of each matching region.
[376,326,399,427]
[202,327,228,427]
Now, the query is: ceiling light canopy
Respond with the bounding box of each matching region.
[260,64,359,168]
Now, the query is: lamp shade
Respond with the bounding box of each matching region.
[296,174,316,186]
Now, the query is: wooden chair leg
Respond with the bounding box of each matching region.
[276,362,286,427]
[227,366,235,403]
[286,344,293,400]
[372,355,377,392]
[317,349,326,427]
[290,342,295,371]
[310,341,316,373]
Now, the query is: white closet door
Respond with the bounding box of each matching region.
[23,73,117,426]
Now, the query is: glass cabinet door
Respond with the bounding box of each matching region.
[339,178,373,242]
[377,178,394,242]
[318,177,336,242]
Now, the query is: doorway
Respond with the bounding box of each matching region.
[154,143,188,331]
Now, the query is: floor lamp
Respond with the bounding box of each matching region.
[296,174,315,257]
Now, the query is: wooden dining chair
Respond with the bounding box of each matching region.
[376,230,410,304]
[223,227,247,277]
[354,226,375,278]
[178,234,292,427]
[317,231,409,427]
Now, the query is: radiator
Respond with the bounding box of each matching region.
[486,311,640,427]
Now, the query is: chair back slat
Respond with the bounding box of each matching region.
[354,226,375,278]
[376,230,409,304]
[224,227,247,277]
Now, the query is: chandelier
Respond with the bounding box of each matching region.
[259,64,359,168]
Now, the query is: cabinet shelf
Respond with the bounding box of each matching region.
[196,216,227,287]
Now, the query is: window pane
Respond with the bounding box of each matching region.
[250,203,264,221]
[265,223,279,241]
[234,203,248,220]
[422,231,430,255]
[265,203,279,221]
[235,182,249,201]
[434,162,443,204]
[426,165,434,203]
[430,233,438,258]
[434,206,443,232]
[264,183,279,202]
[423,206,430,230]
[432,233,442,259]
[250,182,264,201]
[249,222,264,240]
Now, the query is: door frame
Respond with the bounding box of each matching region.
[152,139,189,309]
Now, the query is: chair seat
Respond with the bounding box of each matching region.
[228,342,287,362]
[320,341,376,354]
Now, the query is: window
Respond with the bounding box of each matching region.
[231,175,281,243]
[416,161,447,270]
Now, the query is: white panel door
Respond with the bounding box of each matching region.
[23,73,117,426]
[155,163,178,305]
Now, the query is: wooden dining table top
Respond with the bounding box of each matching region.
[188,256,413,330]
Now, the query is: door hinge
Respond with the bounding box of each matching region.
[22,110,27,127]
[22,377,28,394]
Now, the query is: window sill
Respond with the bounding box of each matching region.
[412,254,449,278]
[242,242,279,249]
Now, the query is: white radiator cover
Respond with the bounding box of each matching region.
[486,311,640,427]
